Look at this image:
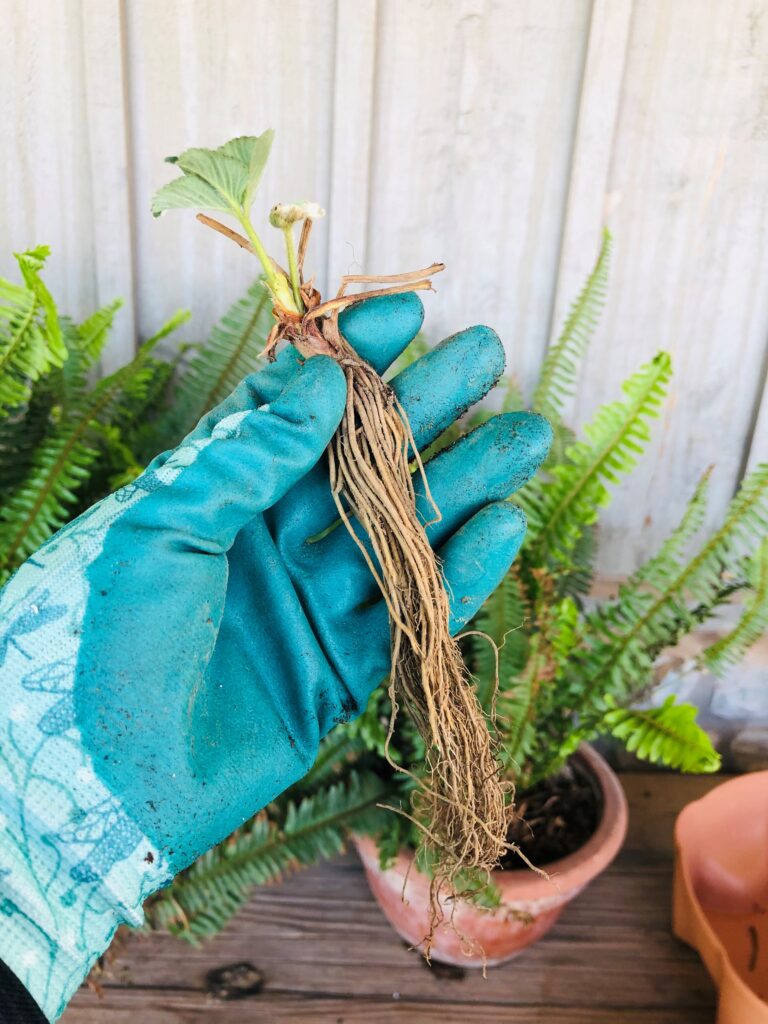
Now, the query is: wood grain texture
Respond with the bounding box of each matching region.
[63,774,719,1024]
[3,0,768,569]
[365,0,592,397]
[123,0,337,349]
[0,1,99,320]
[325,0,379,291]
[568,0,768,573]
[80,0,136,370]
[549,0,634,370]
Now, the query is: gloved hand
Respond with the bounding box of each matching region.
[0,293,551,1020]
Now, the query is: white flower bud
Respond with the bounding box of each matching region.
[269,201,326,229]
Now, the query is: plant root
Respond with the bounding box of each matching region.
[278,267,513,942]
[197,205,514,946]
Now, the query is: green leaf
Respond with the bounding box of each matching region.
[574,464,768,724]
[152,281,270,448]
[175,148,249,209]
[144,308,191,347]
[0,386,55,500]
[0,334,165,577]
[74,299,123,361]
[601,696,720,773]
[500,373,525,412]
[533,228,611,426]
[0,247,66,413]
[219,131,275,207]
[699,537,768,674]
[151,174,232,217]
[520,352,672,566]
[152,132,276,220]
[144,770,391,941]
[471,567,530,711]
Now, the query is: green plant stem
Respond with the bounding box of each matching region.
[237,213,299,314]
[282,226,303,311]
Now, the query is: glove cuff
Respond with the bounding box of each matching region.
[0,788,168,1021]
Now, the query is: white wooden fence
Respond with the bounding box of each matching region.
[2,0,767,574]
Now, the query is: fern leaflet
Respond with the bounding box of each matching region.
[521,352,671,565]
[699,537,768,674]
[601,696,720,772]
[532,228,611,425]
[0,247,66,412]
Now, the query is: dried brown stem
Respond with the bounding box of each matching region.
[336,262,446,297]
[196,214,288,276]
[196,213,255,253]
[297,218,313,279]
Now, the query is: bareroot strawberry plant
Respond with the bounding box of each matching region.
[3,139,767,946]
[151,129,514,928]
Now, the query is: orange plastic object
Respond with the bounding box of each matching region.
[674,772,768,1023]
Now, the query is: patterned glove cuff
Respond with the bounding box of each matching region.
[0,786,170,1021]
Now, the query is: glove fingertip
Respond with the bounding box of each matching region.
[270,353,347,437]
[441,501,527,632]
[339,293,425,372]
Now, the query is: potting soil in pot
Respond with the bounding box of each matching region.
[502,758,603,869]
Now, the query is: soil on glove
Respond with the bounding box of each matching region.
[501,757,603,870]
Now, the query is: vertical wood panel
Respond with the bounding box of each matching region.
[567,0,768,573]
[0,1,96,317]
[325,0,379,291]
[124,0,337,349]
[746,372,768,471]
[550,0,634,341]
[0,1,135,366]
[365,0,592,397]
[3,0,768,571]
[81,0,136,369]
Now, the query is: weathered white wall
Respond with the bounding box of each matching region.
[2,0,767,574]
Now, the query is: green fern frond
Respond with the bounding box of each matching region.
[578,464,768,717]
[161,283,270,442]
[146,770,391,941]
[601,696,720,772]
[532,228,611,425]
[58,302,124,417]
[470,566,530,711]
[0,430,100,568]
[74,299,124,362]
[558,521,597,599]
[0,338,165,576]
[496,644,540,772]
[0,386,56,500]
[545,421,577,470]
[500,373,525,413]
[0,247,66,413]
[520,352,671,566]
[699,537,768,674]
[633,468,712,586]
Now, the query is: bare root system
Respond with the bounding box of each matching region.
[200,214,514,949]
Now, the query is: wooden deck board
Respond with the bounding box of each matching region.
[63,774,726,1023]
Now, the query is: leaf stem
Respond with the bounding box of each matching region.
[237,212,299,314]
[282,226,303,311]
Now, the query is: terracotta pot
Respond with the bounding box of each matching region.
[354,744,628,966]
[673,771,768,1023]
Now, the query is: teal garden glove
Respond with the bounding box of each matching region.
[0,293,551,1020]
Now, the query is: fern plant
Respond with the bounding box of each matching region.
[265,226,766,891]
[0,248,398,941]
[1,234,766,944]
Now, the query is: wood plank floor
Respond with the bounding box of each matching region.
[63,774,727,1023]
